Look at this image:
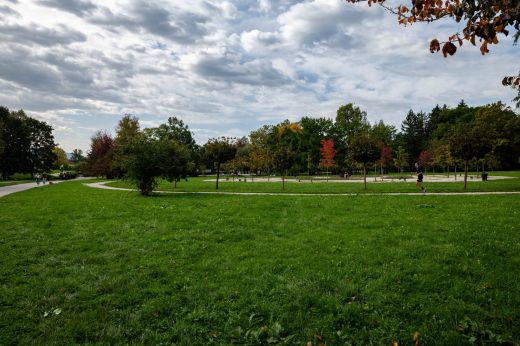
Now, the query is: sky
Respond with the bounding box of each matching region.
[0,0,518,152]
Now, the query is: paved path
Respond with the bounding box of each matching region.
[0,181,63,197]
[0,177,94,198]
[84,181,520,196]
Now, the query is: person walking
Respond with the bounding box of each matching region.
[415,162,426,193]
[35,173,41,185]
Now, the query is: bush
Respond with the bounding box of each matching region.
[58,171,78,180]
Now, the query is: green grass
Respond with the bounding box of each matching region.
[107,172,520,194]
[1,180,519,344]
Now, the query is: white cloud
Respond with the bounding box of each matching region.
[0,0,517,152]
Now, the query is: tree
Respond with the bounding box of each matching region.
[346,0,520,101]
[378,146,393,174]
[249,125,274,176]
[349,132,380,189]
[204,137,237,190]
[122,134,190,195]
[401,110,427,165]
[319,139,336,181]
[0,107,26,178]
[474,102,520,169]
[371,120,396,146]
[430,139,454,175]
[418,150,433,171]
[393,145,410,174]
[52,147,69,169]
[71,149,84,163]
[148,116,199,174]
[115,114,140,145]
[85,131,115,177]
[0,107,55,178]
[449,123,495,190]
[271,122,302,190]
[300,117,334,174]
[113,115,141,177]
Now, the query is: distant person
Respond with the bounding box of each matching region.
[42,173,47,184]
[35,173,41,185]
[415,162,426,193]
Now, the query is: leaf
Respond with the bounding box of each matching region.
[429,38,441,53]
[442,42,457,57]
[53,308,62,315]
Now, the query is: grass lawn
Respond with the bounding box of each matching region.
[1,180,519,344]
[107,172,520,194]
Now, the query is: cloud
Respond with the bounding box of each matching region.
[277,0,377,49]
[0,5,20,17]
[240,29,280,52]
[90,1,211,44]
[38,0,96,17]
[0,23,87,46]
[0,0,517,152]
[192,51,291,87]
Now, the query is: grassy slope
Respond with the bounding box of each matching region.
[0,181,519,345]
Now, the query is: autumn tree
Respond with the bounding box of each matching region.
[271,122,302,190]
[319,139,336,181]
[346,0,520,100]
[52,146,69,169]
[113,115,141,178]
[300,117,334,174]
[378,146,393,175]
[249,125,274,176]
[85,131,115,178]
[418,150,433,171]
[393,145,410,174]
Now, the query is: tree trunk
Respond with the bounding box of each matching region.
[174,180,177,188]
[282,173,285,190]
[216,162,220,190]
[363,163,367,190]
[454,166,457,181]
[464,160,468,191]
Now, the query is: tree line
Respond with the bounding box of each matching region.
[1,101,519,193]
[81,101,520,194]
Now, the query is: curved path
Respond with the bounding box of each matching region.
[0,177,94,198]
[84,181,520,196]
[0,181,65,198]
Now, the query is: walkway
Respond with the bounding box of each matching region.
[84,181,520,196]
[0,182,63,198]
[0,177,94,198]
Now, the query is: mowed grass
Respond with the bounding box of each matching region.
[108,172,520,194]
[1,181,519,345]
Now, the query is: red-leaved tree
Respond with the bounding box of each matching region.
[378,146,393,175]
[418,150,433,171]
[320,139,336,181]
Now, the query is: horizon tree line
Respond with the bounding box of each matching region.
[1,101,519,193]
